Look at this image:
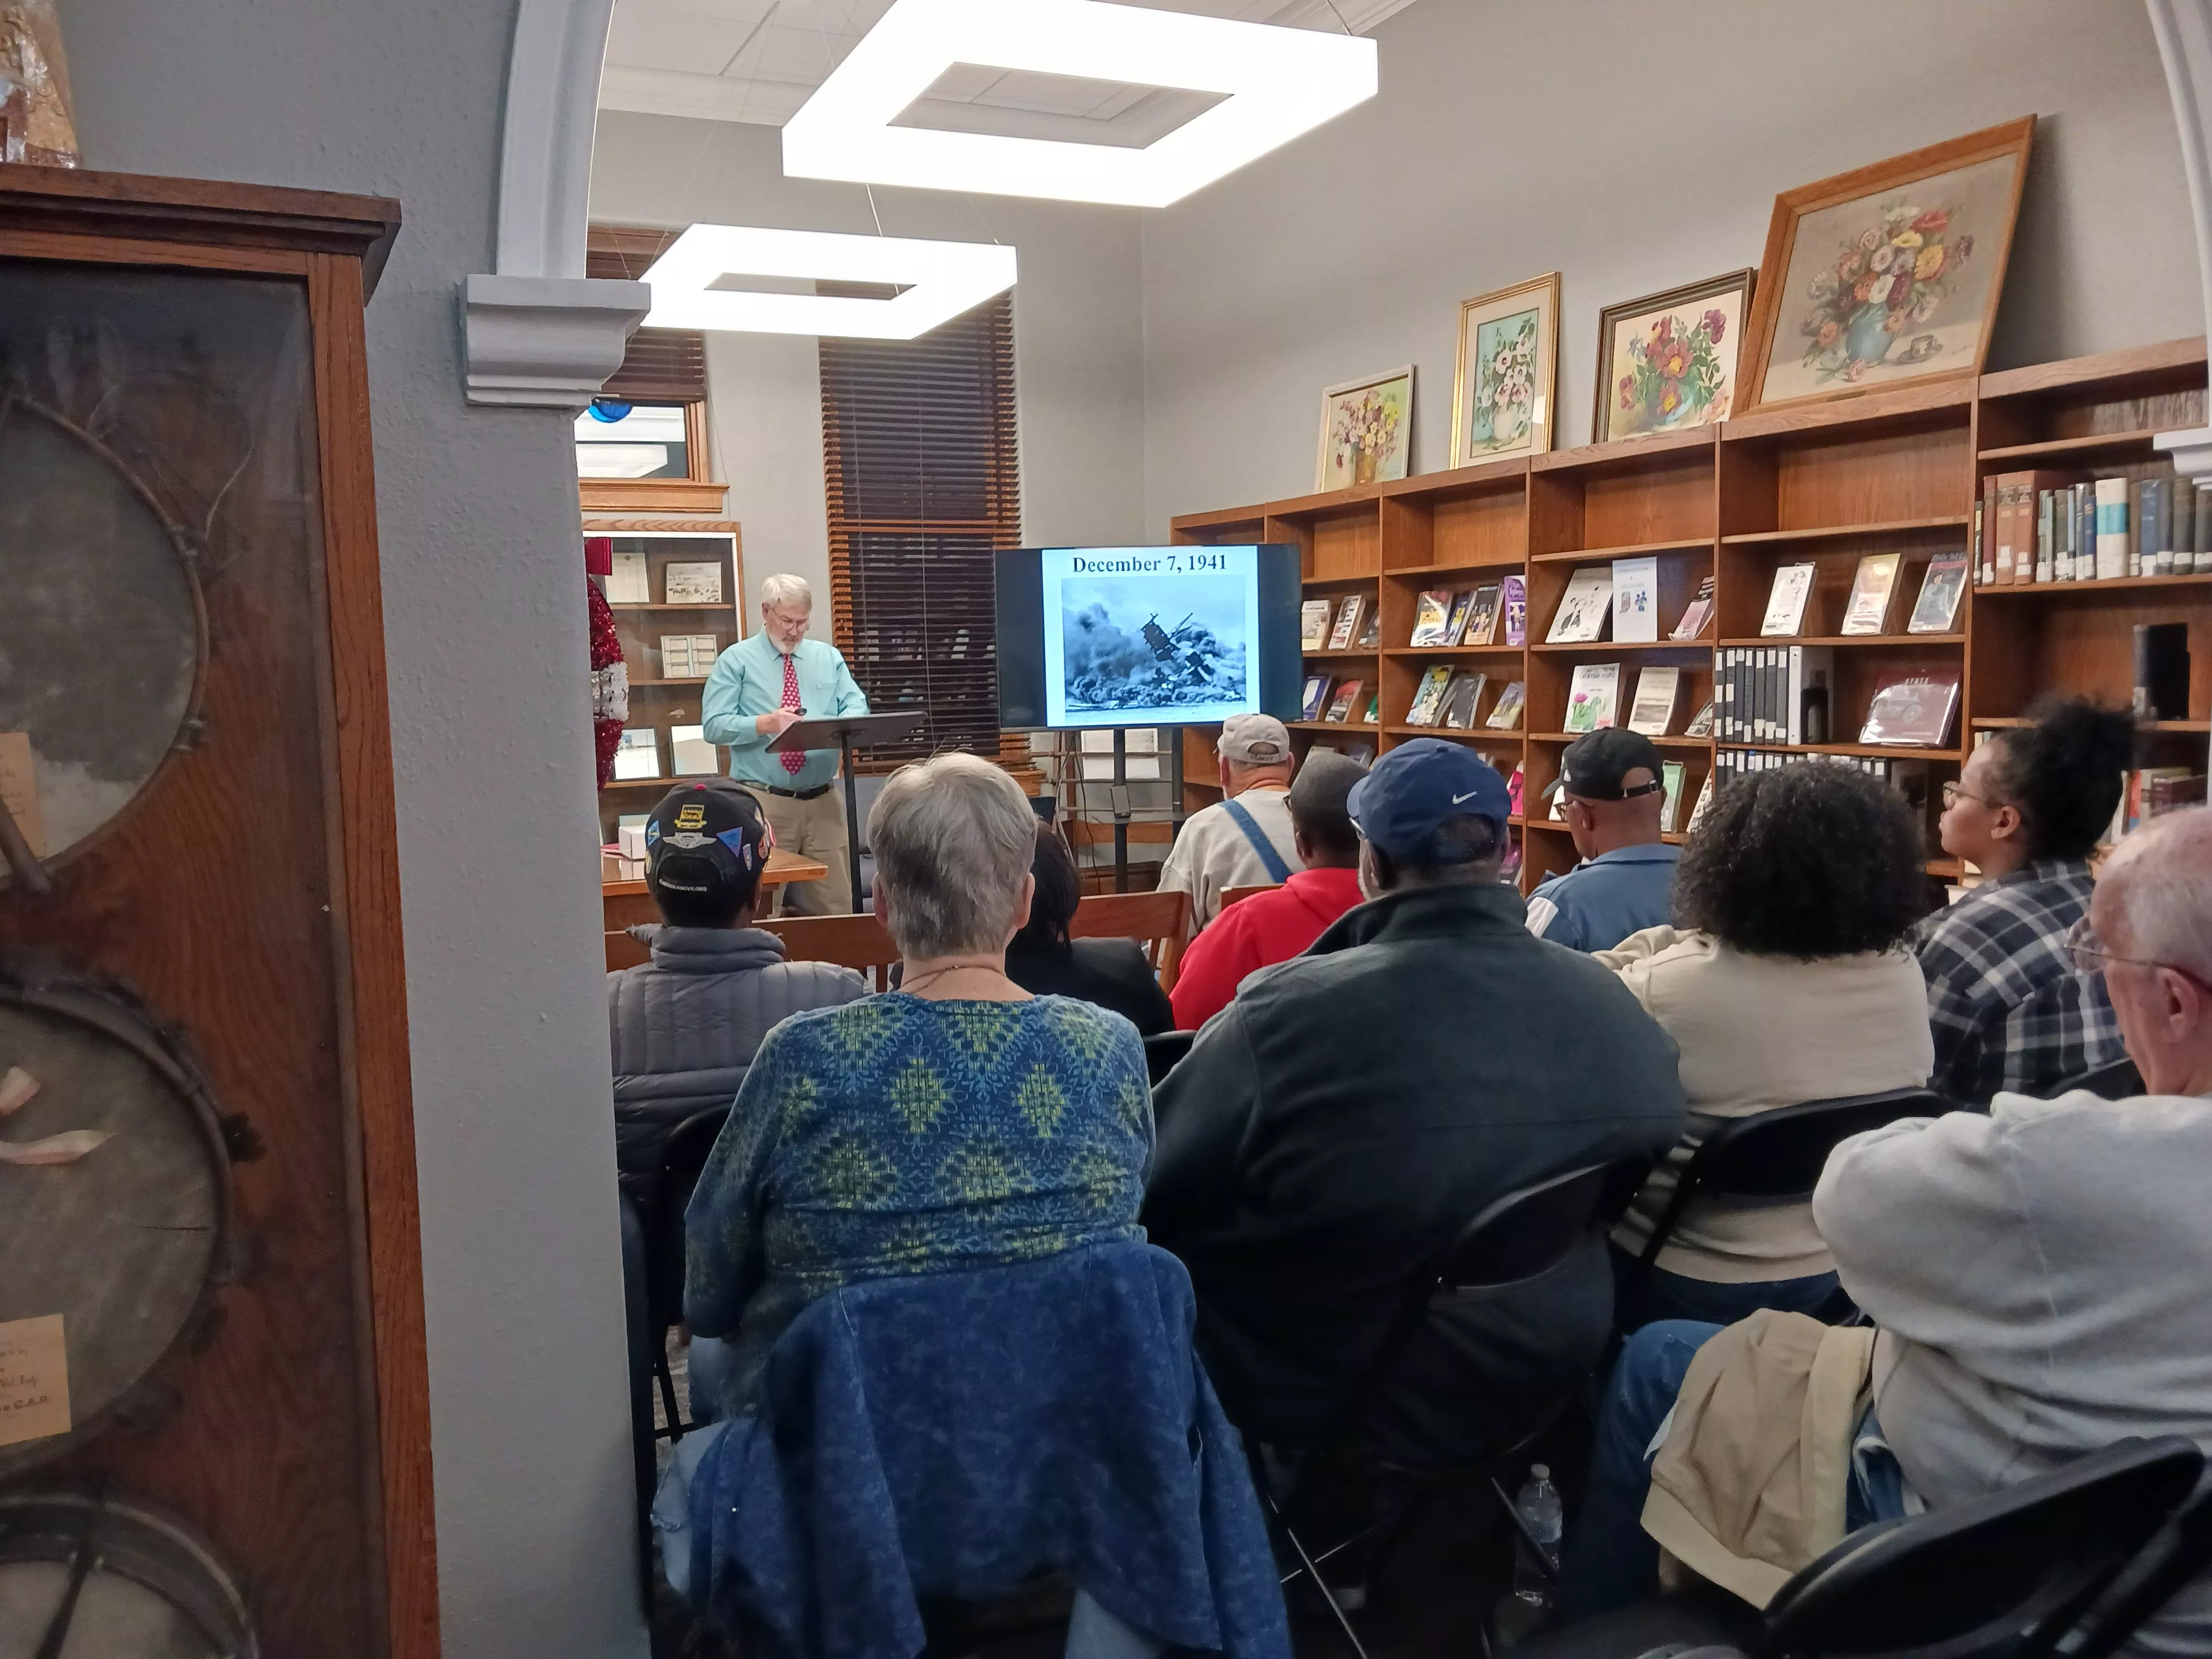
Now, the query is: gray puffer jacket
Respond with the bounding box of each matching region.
[608,924,868,1198]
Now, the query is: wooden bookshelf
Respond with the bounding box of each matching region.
[1171,337,2209,893]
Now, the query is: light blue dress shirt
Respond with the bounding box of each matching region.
[699,632,871,791]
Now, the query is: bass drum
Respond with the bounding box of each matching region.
[0,1491,256,1658]
[0,955,233,1480]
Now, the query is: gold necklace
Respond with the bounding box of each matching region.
[900,958,1006,994]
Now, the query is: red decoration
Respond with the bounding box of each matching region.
[588,541,629,788]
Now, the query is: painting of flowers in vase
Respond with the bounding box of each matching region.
[1594,271,1752,443]
[1451,272,1559,466]
[1742,121,2032,413]
[1316,366,1413,490]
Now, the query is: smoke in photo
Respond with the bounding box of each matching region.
[1062,577,1248,712]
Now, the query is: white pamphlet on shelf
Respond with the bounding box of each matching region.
[1611,556,1660,644]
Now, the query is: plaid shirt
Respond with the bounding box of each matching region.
[1913,859,2123,1104]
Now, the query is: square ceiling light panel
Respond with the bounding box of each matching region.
[782,0,1379,209]
[641,225,1018,338]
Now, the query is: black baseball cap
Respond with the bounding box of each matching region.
[1544,728,1667,801]
[1347,738,1512,863]
[645,780,773,901]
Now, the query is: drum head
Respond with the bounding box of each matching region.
[0,962,230,1478]
[0,1493,256,1659]
[0,398,203,872]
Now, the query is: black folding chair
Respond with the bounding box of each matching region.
[1143,1028,1195,1087]
[1254,1157,1652,1659]
[2067,1472,2212,1659]
[1519,1436,2204,1659]
[2037,1054,2143,1101]
[1623,1088,1949,1310]
[646,1105,730,1441]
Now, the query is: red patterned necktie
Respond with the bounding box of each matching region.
[779,653,805,776]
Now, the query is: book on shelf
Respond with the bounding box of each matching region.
[605,550,651,605]
[1443,590,1477,646]
[2133,622,2190,721]
[1506,763,1525,820]
[664,561,725,605]
[2112,768,2207,841]
[1486,680,1527,730]
[1612,556,1660,644]
[669,724,718,776]
[1759,563,1817,636]
[1625,666,1681,736]
[1906,555,1968,634]
[1564,663,1622,733]
[1670,576,1715,641]
[2095,478,2131,580]
[1324,678,1364,723]
[1301,674,1332,722]
[1839,553,1902,635]
[1405,665,1454,726]
[1502,576,1528,646]
[1327,594,1368,650]
[1356,602,1382,648]
[1461,583,1503,645]
[1547,568,1615,644]
[1970,497,1986,587]
[1439,671,1489,730]
[1658,761,1688,834]
[1859,671,1962,748]
[1363,689,1380,725]
[1300,599,1333,651]
[2136,479,2168,579]
[612,728,660,780]
[1683,699,1715,738]
[1410,589,1457,647]
[1684,770,1717,832]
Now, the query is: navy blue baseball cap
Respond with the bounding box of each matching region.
[1346,738,1513,863]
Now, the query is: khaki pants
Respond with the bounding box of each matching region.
[740,781,852,916]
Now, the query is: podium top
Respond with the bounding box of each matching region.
[767,709,927,753]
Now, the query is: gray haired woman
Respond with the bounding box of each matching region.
[684,751,1156,1422]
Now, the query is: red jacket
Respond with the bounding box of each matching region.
[1170,866,1366,1030]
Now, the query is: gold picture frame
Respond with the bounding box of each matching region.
[1450,272,1560,467]
[1316,365,1414,491]
[1592,269,1756,445]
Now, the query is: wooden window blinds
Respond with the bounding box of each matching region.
[586,227,706,406]
[821,293,1021,770]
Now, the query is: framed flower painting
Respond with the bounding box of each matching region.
[1316,365,1414,491]
[1740,117,2034,414]
[1593,270,1754,444]
[1450,274,1559,466]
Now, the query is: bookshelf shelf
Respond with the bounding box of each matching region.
[1720,516,1969,546]
[1172,336,2210,892]
[1304,648,1381,661]
[609,601,738,612]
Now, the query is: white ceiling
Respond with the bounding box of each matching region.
[600,0,1419,135]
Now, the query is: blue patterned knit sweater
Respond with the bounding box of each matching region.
[684,992,1153,1418]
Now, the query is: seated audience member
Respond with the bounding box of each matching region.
[1170,749,1367,1030]
[1565,807,2212,1643]
[608,780,866,1204]
[1158,715,1302,930]
[1525,729,1681,952]
[1144,738,1685,1461]
[1916,698,2133,1102]
[1004,821,1174,1036]
[683,751,1153,1422]
[1599,764,1935,1330]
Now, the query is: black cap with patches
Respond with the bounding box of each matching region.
[1544,727,1667,801]
[645,779,773,902]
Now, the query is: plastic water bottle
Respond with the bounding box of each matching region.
[1511,1464,1564,1606]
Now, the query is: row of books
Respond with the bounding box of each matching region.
[1976,471,2212,586]
[1713,748,1934,815]
[1405,669,1525,730]
[1301,594,1384,652]
[1755,554,1966,638]
[1547,560,1711,645]
[2110,767,2208,840]
[1560,663,1713,738]
[611,725,721,781]
[1408,580,1527,648]
[1715,648,1962,749]
[1298,674,1379,724]
[603,551,728,606]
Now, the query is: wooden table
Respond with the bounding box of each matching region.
[604,848,833,969]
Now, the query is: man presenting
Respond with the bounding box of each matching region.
[700,573,869,915]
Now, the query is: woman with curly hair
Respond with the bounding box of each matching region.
[1599,762,1935,1330]
[1915,698,2134,1102]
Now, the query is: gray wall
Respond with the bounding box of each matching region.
[1140,0,2202,530]
[589,112,1149,610]
[61,2,645,1656]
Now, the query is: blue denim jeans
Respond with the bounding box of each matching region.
[1610,1244,1842,1333]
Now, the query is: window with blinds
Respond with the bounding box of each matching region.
[585,227,708,407]
[821,293,1021,770]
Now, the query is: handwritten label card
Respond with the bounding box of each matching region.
[0,1314,70,1447]
[0,732,44,857]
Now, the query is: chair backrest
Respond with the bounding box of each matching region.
[1220,884,1277,910]
[1692,1087,1951,1201]
[647,1107,731,1330]
[2066,1472,2212,1659]
[1432,1159,1653,1293]
[1069,889,1192,992]
[2040,1054,2144,1102]
[1143,1030,1196,1087]
[758,912,903,991]
[1757,1436,2203,1659]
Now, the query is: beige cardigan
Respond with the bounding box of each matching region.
[1596,927,1934,1283]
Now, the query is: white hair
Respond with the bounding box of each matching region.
[2102,807,2212,982]
[760,573,813,611]
[869,752,1038,960]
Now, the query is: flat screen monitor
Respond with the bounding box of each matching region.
[995,544,1303,730]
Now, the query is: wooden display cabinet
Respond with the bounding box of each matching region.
[0,168,434,1657]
